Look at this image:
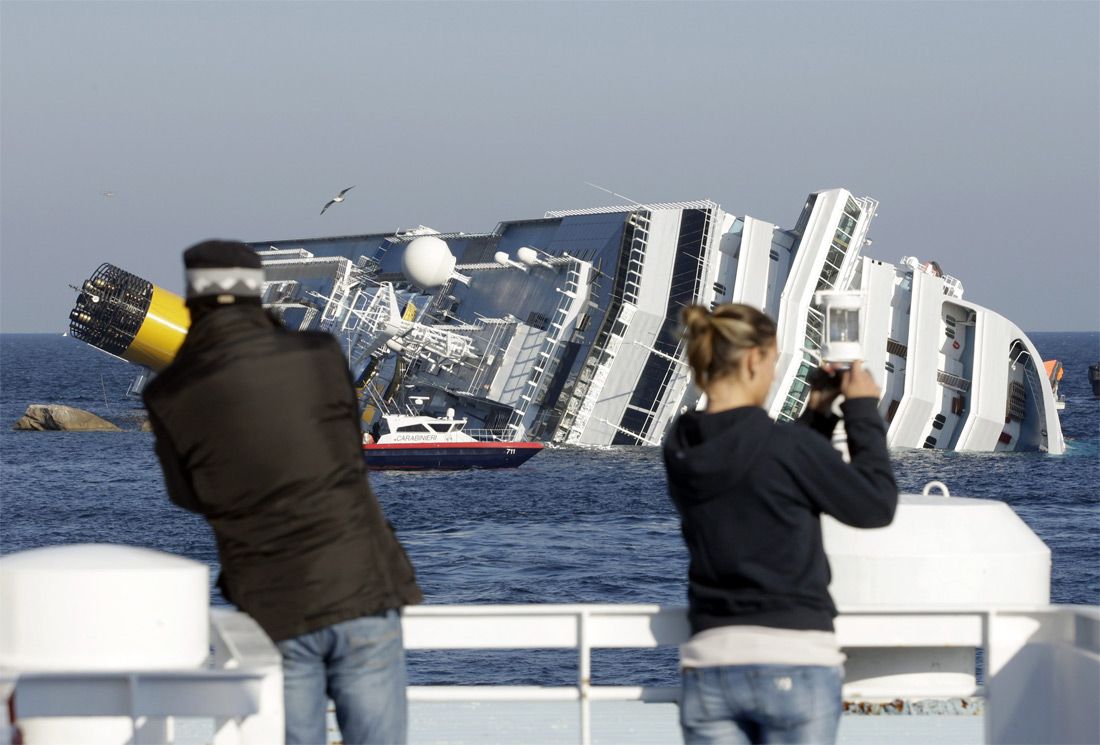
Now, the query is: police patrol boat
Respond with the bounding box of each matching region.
[363,406,541,470]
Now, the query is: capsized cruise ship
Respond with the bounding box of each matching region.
[67,187,1065,454]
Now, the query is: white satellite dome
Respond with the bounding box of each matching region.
[516,246,540,265]
[402,236,456,288]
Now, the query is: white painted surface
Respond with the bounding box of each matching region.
[633,209,680,312]
[5,608,284,745]
[9,601,1096,745]
[731,216,776,311]
[1,502,1087,744]
[888,271,943,447]
[986,607,1100,745]
[826,494,1050,698]
[181,700,987,745]
[859,259,896,392]
[0,544,208,671]
[0,544,209,744]
[956,312,1010,451]
[403,702,985,745]
[824,495,1051,607]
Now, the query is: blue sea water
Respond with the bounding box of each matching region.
[1,332,1097,686]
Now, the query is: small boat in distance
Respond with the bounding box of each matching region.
[1089,362,1100,399]
[363,409,542,470]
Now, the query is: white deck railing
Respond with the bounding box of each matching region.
[4,604,1098,745]
[404,604,1099,744]
[3,608,284,745]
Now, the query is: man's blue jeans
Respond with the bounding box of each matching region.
[680,665,843,744]
[277,610,407,745]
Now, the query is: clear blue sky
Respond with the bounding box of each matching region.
[2,1,1097,332]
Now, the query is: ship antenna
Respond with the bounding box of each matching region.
[584,182,643,206]
[100,374,112,413]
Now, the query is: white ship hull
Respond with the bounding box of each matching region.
[65,186,1064,454]
[247,187,1063,453]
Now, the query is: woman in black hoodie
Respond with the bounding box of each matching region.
[663,304,897,745]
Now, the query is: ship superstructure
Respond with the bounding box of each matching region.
[67,187,1066,453]
[857,256,1062,452]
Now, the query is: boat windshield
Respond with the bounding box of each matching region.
[396,423,433,433]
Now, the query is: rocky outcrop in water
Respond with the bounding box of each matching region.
[12,404,122,432]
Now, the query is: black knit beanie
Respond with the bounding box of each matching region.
[182,239,264,303]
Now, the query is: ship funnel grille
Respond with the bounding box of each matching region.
[68,263,154,356]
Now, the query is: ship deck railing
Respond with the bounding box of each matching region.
[3,603,1097,744]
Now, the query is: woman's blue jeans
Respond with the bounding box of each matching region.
[276,610,407,745]
[680,664,843,744]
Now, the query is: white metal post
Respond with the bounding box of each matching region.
[577,610,591,745]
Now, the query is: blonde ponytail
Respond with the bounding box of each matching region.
[681,304,777,388]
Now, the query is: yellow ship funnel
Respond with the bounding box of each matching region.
[68,264,190,372]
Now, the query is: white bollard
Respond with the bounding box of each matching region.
[0,544,209,744]
[824,493,1050,698]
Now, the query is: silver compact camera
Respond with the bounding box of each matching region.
[814,290,863,369]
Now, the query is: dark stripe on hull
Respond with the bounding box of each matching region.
[363,444,541,471]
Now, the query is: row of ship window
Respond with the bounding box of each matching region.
[924,413,948,448]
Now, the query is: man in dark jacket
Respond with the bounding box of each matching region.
[144,240,422,745]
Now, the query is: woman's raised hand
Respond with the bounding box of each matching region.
[840,360,881,401]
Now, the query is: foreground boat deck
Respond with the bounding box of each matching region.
[169,701,984,744]
[5,572,1095,744]
[409,702,984,745]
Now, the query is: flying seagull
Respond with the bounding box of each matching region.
[321,185,355,215]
